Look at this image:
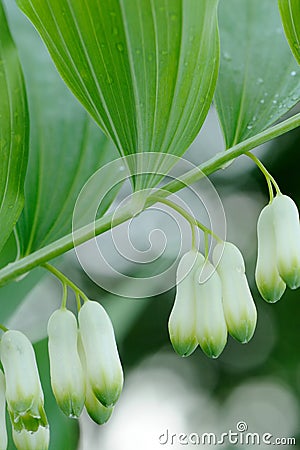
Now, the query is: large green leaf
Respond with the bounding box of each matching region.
[0,0,28,254]
[16,0,220,189]
[4,1,119,256]
[215,0,300,148]
[279,0,300,64]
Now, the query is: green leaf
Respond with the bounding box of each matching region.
[4,1,119,256]
[279,0,300,64]
[0,0,28,254]
[215,0,300,148]
[16,0,220,188]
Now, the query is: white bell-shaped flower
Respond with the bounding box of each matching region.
[78,301,123,407]
[47,309,85,418]
[0,370,7,450]
[168,250,203,357]
[255,202,286,302]
[213,242,257,343]
[0,330,46,421]
[272,194,300,289]
[12,426,49,450]
[78,333,113,425]
[195,259,227,358]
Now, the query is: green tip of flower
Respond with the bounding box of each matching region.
[9,403,48,433]
[256,276,286,303]
[228,319,256,344]
[170,336,198,357]
[56,395,84,419]
[278,264,300,290]
[85,379,114,425]
[86,401,114,425]
[87,405,113,426]
[199,338,226,359]
[93,382,123,408]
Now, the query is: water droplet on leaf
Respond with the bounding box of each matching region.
[223,52,232,61]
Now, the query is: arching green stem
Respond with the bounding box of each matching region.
[0,111,299,286]
[43,263,89,305]
[246,151,281,201]
[151,196,222,244]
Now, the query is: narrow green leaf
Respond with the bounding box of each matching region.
[279,0,300,64]
[17,0,220,188]
[215,0,300,148]
[4,1,119,256]
[0,0,28,254]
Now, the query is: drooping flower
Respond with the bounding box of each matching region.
[78,332,114,425]
[213,242,257,343]
[47,309,85,418]
[271,194,300,289]
[168,250,202,357]
[78,301,123,407]
[195,259,227,358]
[255,201,286,302]
[0,330,49,449]
[0,370,7,450]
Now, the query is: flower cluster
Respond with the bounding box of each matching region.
[255,194,300,302]
[48,300,123,423]
[169,242,257,358]
[0,300,123,450]
[169,192,300,359]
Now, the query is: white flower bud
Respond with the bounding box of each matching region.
[0,330,48,447]
[168,250,203,357]
[0,370,7,450]
[213,242,257,343]
[255,202,286,302]
[0,331,45,419]
[78,333,114,425]
[78,301,123,407]
[195,260,227,358]
[47,309,85,418]
[272,195,300,289]
[12,426,49,450]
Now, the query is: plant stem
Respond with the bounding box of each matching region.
[152,196,222,243]
[76,292,82,311]
[0,111,300,286]
[245,151,281,199]
[61,283,68,309]
[43,263,89,303]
